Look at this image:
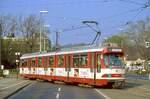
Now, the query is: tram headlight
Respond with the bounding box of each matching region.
[102,74,111,77]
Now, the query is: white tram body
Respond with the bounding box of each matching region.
[19,46,126,88]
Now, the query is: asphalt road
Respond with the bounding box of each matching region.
[97,79,150,99]
[7,78,150,99]
[126,74,149,80]
[9,81,105,99]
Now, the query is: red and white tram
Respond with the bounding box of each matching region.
[19,45,126,88]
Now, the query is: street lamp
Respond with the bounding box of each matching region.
[39,10,48,52]
[15,52,20,79]
[43,24,50,51]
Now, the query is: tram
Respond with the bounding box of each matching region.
[19,45,126,88]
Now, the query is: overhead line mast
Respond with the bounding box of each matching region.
[54,25,89,50]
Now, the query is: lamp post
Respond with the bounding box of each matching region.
[43,24,50,51]
[15,52,20,79]
[39,10,48,52]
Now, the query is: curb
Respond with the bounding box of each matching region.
[3,82,31,99]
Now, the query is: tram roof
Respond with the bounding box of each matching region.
[20,45,105,59]
[20,44,123,59]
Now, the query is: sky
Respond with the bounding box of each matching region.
[0,0,150,45]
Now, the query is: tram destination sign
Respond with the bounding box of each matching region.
[109,48,122,52]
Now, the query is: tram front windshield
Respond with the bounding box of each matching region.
[104,54,124,68]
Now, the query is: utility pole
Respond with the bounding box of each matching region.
[0,23,2,70]
[43,24,50,51]
[55,31,59,50]
[53,25,88,50]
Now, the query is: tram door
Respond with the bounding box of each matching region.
[95,53,101,85]
[66,54,71,82]
[91,53,101,86]
[28,59,32,75]
[90,53,96,85]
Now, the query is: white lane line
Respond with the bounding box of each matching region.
[139,87,150,92]
[0,80,29,91]
[58,87,61,92]
[94,89,110,99]
[56,93,60,99]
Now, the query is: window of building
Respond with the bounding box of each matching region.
[49,56,54,67]
[58,55,64,67]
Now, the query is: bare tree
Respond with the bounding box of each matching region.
[0,15,19,68]
[126,17,150,71]
[19,15,42,53]
[103,17,150,71]
[0,15,52,68]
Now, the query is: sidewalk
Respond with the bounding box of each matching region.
[0,77,31,99]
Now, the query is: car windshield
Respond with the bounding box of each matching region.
[104,54,124,67]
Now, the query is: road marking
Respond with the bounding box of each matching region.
[139,87,150,92]
[56,93,60,99]
[94,89,110,99]
[58,87,61,92]
[0,80,29,91]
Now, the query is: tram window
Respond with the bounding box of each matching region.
[28,68,31,71]
[97,54,101,73]
[27,59,31,66]
[38,57,42,67]
[44,68,48,71]
[104,55,109,68]
[20,59,23,66]
[23,59,27,66]
[73,54,79,67]
[32,58,36,66]
[58,55,64,67]
[49,56,54,67]
[80,54,87,67]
